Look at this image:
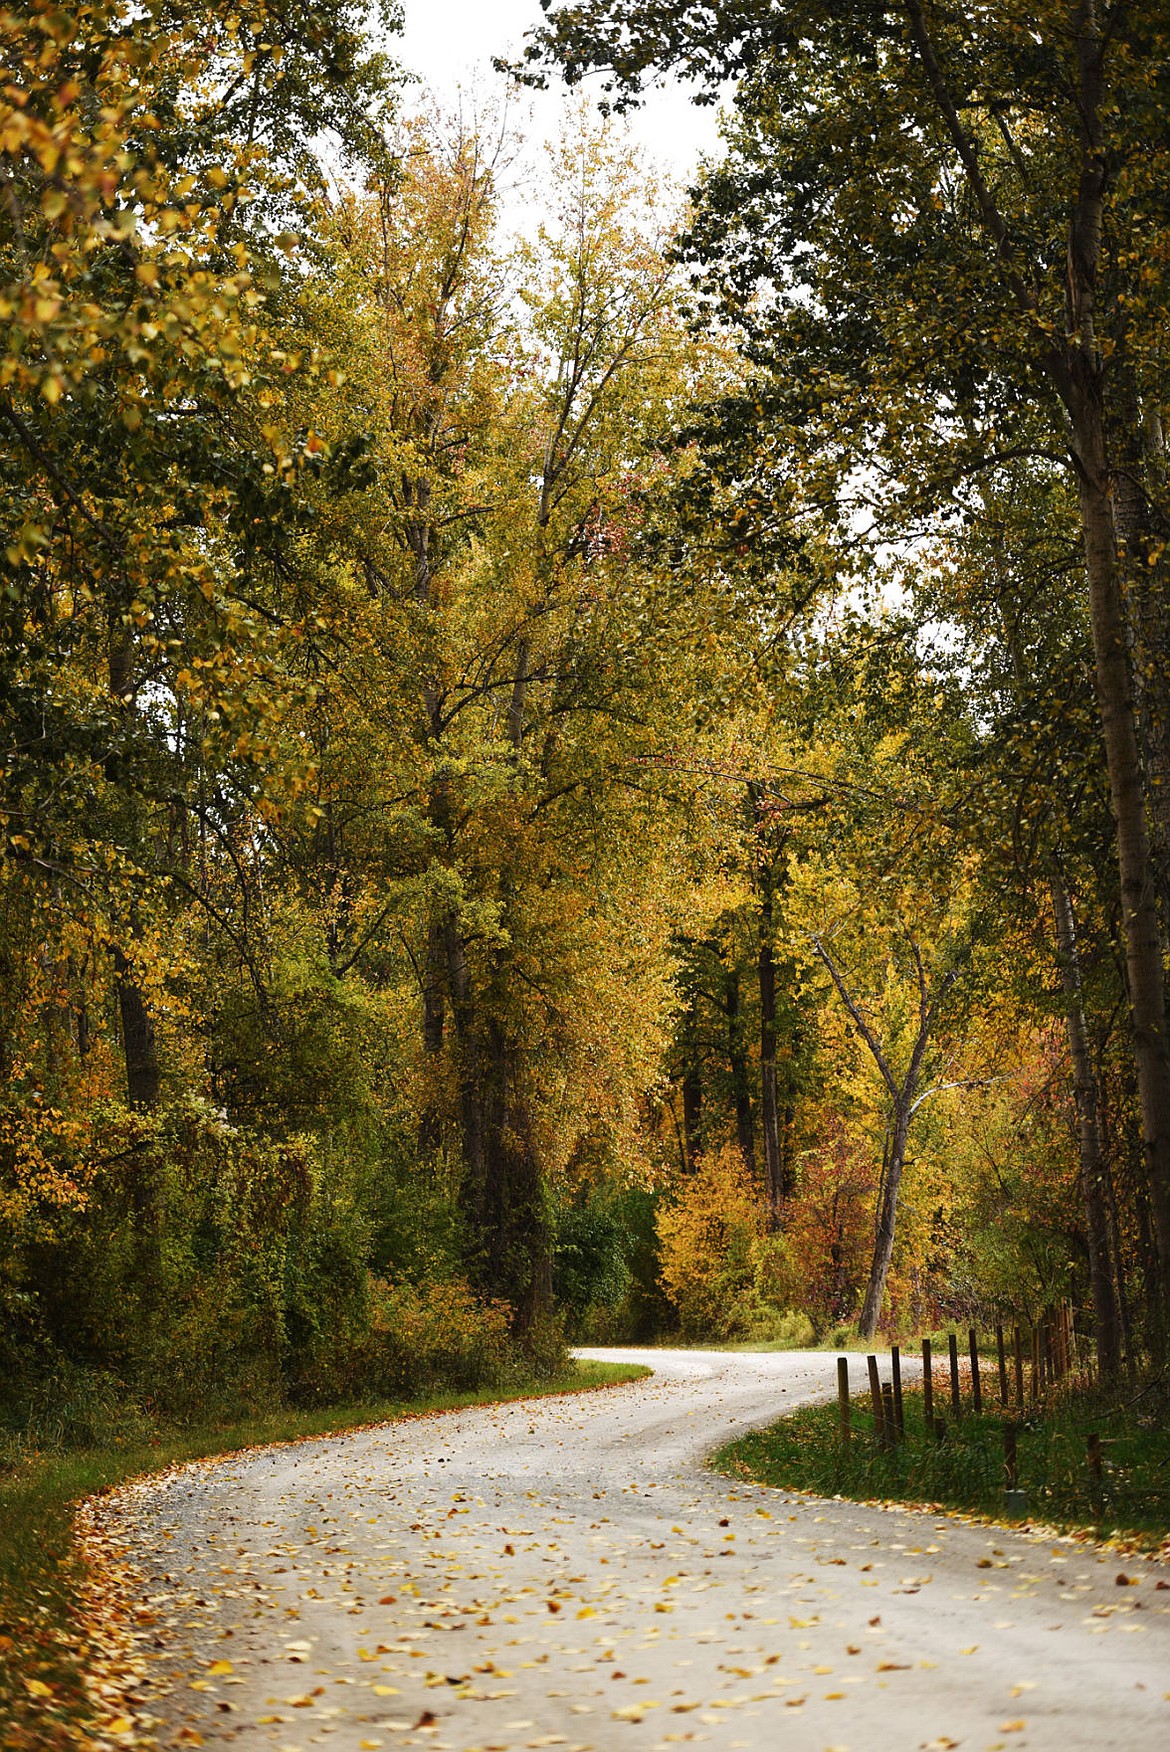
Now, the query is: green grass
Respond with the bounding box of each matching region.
[713,1373,1170,1550]
[0,1358,649,1751]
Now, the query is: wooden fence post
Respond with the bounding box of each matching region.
[837,1355,851,1444]
[881,1382,897,1446]
[948,1332,962,1419]
[891,1343,904,1439]
[867,1354,885,1444]
[969,1328,982,1414]
[922,1338,933,1428]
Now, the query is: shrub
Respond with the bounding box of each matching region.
[334,1277,516,1399]
[656,1145,806,1343]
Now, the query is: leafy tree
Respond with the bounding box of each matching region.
[524,0,1170,1326]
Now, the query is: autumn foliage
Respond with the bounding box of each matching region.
[4,0,1170,1502]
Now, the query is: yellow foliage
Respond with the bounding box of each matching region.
[656,1145,799,1341]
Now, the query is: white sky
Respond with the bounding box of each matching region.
[395,0,725,191]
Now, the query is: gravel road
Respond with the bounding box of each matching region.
[98,1347,1169,1752]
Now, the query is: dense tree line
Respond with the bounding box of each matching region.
[2,1,1169,1447]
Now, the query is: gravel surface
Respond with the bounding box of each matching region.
[98,1347,1170,1752]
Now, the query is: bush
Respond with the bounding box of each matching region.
[656,1145,807,1343]
[554,1194,634,1333]
[2,1095,372,1431]
[358,1277,515,1396]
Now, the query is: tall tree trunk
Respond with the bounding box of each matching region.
[725,966,755,1174]
[482,1016,553,1334]
[906,0,1170,1325]
[113,944,160,1111]
[757,880,784,1223]
[1111,386,1170,916]
[1059,7,1170,1317]
[443,918,483,1199]
[815,937,954,1338]
[1072,415,1170,1308]
[858,1098,912,1339]
[1051,868,1122,1374]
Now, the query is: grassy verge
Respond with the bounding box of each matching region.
[0,1358,649,1750]
[714,1374,1170,1551]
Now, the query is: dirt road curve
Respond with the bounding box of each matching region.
[98,1348,1169,1752]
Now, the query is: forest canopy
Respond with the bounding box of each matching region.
[3,0,1169,1446]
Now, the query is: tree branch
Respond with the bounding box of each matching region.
[812,935,899,1099]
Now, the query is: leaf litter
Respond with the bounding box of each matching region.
[62,1353,1170,1751]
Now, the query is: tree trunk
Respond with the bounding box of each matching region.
[906,0,1170,1326]
[1110,387,1170,916]
[482,1017,553,1334]
[1072,406,1170,1311]
[113,945,160,1111]
[725,966,755,1174]
[858,1099,911,1339]
[1051,868,1122,1374]
[758,882,784,1223]
[815,935,947,1338]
